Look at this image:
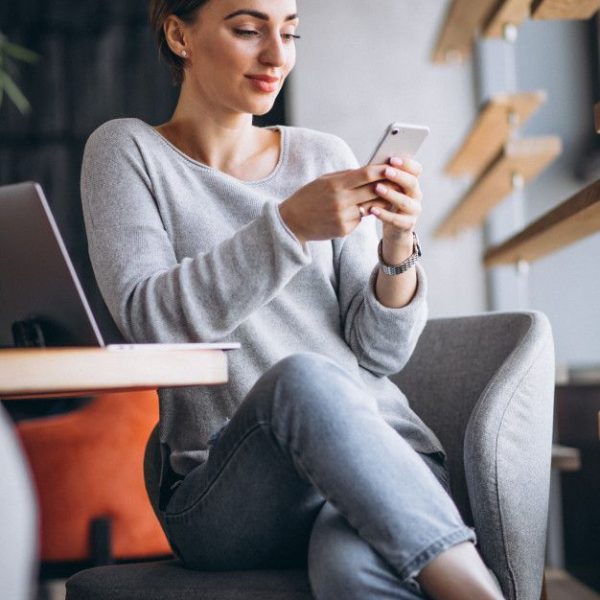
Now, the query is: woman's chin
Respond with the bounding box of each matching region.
[252,105,276,117]
[240,95,278,116]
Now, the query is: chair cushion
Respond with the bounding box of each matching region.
[65,559,314,600]
[17,391,170,560]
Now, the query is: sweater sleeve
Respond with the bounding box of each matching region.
[80,122,312,343]
[330,137,429,377]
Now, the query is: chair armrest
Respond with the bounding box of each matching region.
[391,310,555,600]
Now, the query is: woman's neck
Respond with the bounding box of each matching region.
[159,83,265,170]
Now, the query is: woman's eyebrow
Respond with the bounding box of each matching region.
[223,9,298,22]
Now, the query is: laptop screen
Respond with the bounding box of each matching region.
[0,182,105,348]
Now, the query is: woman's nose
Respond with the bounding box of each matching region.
[260,34,286,66]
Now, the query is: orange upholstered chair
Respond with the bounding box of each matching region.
[15,389,171,565]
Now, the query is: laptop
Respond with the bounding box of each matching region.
[0,181,240,352]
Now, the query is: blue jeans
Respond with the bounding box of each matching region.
[159,352,476,599]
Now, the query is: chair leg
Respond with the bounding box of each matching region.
[90,516,114,566]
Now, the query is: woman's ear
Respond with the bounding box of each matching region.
[163,15,188,57]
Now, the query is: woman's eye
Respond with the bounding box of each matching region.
[234,29,259,37]
[233,29,301,42]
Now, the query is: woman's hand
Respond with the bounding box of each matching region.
[369,157,423,244]
[278,165,391,244]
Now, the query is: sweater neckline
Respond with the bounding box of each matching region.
[138,118,287,186]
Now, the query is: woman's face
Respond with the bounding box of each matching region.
[180,0,299,116]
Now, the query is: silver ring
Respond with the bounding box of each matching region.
[358,206,367,218]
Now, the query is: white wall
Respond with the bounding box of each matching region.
[516,19,600,368]
[477,20,600,369]
[288,1,600,369]
[287,0,487,318]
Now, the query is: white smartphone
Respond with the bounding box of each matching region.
[367,122,430,165]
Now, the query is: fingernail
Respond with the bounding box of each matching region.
[390,157,403,166]
[385,166,396,178]
[375,183,387,194]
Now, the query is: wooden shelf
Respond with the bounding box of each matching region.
[431,0,498,64]
[483,0,532,38]
[0,347,229,399]
[531,0,600,21]
[432,0,600,65]
[436,136,562,238]
[484,177,600,266]
[446,91,547,178]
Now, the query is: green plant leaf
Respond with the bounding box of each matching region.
[1,70,31,114]
[1,41,39,64]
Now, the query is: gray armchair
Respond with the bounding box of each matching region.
[66,310,555,600]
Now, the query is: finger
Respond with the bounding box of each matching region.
[374,183,422,216]
[342,164,391,193]
[346,199,388,221]
[358,199,390,213]
[369,205,417,230]
[390,156,423,177]
[342,176,395,208]
[383,166,422,200]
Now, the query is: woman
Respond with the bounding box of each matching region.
[80,1,504,598]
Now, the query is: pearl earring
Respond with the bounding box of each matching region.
[181,50,187,58]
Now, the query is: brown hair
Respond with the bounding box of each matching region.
[149,0,210,86]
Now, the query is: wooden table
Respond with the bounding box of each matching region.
[0,346,229,400]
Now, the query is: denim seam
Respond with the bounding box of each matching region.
[166,420,271,518]
[397,526,476,581]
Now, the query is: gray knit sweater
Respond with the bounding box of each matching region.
[81,118,444,481]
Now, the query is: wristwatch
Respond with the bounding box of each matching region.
[377,232,422,275]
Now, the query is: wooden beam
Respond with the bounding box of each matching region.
[595,102,600,134]
[482,0,532,38]
[484,177,600,266]
[432,0,499,64]
[446,91,547,178]
[531,0,600,20]
[436,136,562,238]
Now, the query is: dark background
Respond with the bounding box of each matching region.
[555,385,600,592]
[0,0,287,343]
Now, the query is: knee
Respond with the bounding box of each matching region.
[272,352,340,382]
[309,541,370,600]
[308,504,383,600]
[269,352,365,416]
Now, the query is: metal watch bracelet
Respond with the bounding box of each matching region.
[377,232,422,276]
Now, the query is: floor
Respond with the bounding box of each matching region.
[545,569,600,600]
[36,579,66,600]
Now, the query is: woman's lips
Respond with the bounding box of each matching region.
[246,76,279,93]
